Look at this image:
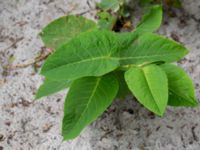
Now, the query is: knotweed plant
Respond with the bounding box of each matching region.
[36,0,198,140]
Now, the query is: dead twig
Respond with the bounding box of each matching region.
[7,47,52,70]
[8,54,48,69]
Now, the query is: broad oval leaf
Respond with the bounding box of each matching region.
[62,74,119,140]
[40,15,97,49]
[119,33,188,65]
[160,64,198,107]
[40,30,126,81]
[136,5,163,33]
[125,64,168,116]
[36,78,71,99]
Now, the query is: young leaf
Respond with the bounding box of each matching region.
[62,74,119,140]
[36,78,71,99]
[125,64,168,116]
[40,30,132,81]
[97,11,117,30]
[40,15,97,49]
[135,5,163,33]
[119,32,188,65]
[160,64,199,107]
[97,0,124,12]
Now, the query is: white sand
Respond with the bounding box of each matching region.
[0,0,200,149]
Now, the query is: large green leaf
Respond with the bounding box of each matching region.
[62,74,119,140]
[40,30,133,81]
[36,78,71,99]
[40,15,97,49]
[125,64,168,116]
[136,5,163,33]
[160,64,198,107]
[41,31,188,81]
[119,32,188,65]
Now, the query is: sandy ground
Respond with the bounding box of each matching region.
[0,0,200,150]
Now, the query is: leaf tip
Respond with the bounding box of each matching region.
[190,101,200,107]
[157,111,165,117]
[35,92,42,100]
[38,31,44,38]
[153,108,166,117]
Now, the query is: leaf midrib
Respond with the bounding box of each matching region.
[43,52,183,74]
[142,68,161,114]
[42,56,116,74]
[119,53,182,60]
[68,77,101,134]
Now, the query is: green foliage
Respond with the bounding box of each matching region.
[96,0,124,12]
[125,65,168,116]
[40,30,124,81]
[36,78,71,99]
[119,32,188,65]
[96,11,117,30]
[160,64,198,107]
[36,0,198,141]
[62,74,118,140]
[40,15,97,49]
[135,5,163,33]
[115,71,131,99]
[139,0,182,8]
[41,31,188,81]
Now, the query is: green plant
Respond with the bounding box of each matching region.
[140,0,182,7]
[36,0,198,140]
